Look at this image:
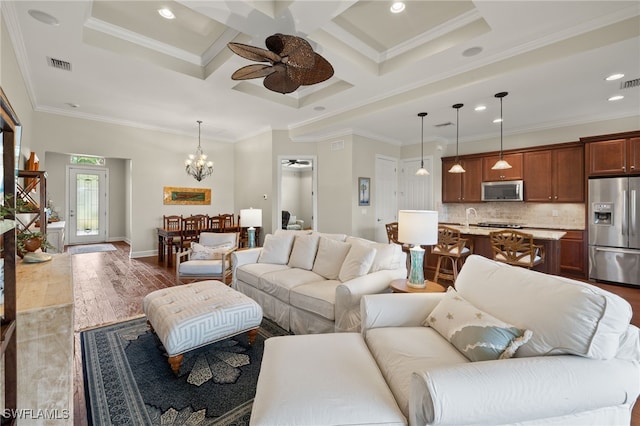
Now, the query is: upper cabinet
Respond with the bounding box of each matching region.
[481,153,523,181]
[582,133,640,176]
[442,158,482,203]
[523,144,584,203]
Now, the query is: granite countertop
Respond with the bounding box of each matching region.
[445,224,566,240]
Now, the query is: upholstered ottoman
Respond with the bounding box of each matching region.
[143,280,263,374]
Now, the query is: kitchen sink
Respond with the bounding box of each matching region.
[475,222,523,229]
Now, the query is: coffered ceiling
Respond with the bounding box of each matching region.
[2,1,639,147]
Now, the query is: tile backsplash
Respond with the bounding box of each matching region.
[439,202,585,230]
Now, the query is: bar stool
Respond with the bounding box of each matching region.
[431,225,473,287]
[489,230,545,269]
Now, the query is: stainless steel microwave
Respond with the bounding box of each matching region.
[481,180,524,201]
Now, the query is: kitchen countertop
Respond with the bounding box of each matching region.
[445,224,566,240]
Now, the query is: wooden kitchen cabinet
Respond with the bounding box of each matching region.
[523,144,584,202]
[583,134,640,176]
[560,230,586,279]
[482,153,523,181]
[441,157,482,203]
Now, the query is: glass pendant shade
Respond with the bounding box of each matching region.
[448,103,465,174]
[491,92,512,170]
[416,112,429,176]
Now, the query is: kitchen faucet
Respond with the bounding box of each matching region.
[465,208,478,228]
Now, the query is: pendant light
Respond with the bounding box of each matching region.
[185,120,214,181]
[491,91,512,170]
[448,103,465,173]
[416,112,429,176]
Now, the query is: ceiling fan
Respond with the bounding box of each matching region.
[282,159,311,168]
[228,34,334,94]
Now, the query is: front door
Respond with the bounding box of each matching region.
[67,166,108,244]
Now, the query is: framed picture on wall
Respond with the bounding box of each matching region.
[358,177,370,206]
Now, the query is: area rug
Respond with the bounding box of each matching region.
[68,243,117,255]
[81,316,289,425]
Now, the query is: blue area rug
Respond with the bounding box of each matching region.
[68,243,117,255]
[81,316,288,425]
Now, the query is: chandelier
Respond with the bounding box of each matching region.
[185,120,214,181]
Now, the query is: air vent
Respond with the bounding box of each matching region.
[47,57,71,71]
[331,140,344,151]
[434,122,454,128]
[620,78,639,89]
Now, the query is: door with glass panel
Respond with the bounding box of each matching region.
[67,167,108,244]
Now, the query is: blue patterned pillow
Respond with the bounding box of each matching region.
[424,287,532,361]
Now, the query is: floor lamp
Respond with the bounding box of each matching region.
[240,208,262,248]
[398,210,438,288]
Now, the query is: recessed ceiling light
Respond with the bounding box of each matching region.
[390,2,405,14]
[493,118,503,124]
[462,46,483,57]
[314,106,326,111]
[158,8,175,19]
[66,103,79,108]
[608,95,624,101]
[474,105,487,111]
[605,73,624,81]
[28,9,59,26]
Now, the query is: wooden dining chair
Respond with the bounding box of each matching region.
[489,229,545,269]
[209,215,223,232]
[220,213,235,231]
[180,214,208,251]
[163,215,182,255]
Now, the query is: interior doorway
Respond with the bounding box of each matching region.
[277,155,317,232]
[67,166,108,244]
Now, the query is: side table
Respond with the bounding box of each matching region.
[389,279,446,293]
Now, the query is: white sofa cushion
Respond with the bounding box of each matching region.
[338,244,376,282]
[178,259,224,275]
[260,268,325,303]
[345,236,403,272]
[290,280,341,320]
[288,234,320,270]
[258,233,294,265]
[235,263,289,288]
[312,231,348,242]
[312,237,351,280]
[365,326,469,417]
[455,255,633,360]
[424,287,532,361]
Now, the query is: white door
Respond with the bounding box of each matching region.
[375,156,398,242]
[67,166,108,244]
[399,157,434,210]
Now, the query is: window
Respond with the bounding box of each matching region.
[71,155,105,166]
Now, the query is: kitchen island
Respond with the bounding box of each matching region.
[425,224,566,277]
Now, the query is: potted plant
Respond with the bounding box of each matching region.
[0,194,16,221]
[16,230,53,258]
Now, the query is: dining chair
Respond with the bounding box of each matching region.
[209,215,223,232]
[489,229,545,269]
[162,215,182,256]
[220,213,235,231]
[431,225,473,286]
[180,214,208,251]
[385,222,398,244]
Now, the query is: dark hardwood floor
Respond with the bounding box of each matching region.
[71,241,640,425]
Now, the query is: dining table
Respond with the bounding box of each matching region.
[157,227,181,267]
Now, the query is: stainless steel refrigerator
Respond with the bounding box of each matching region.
[588,176,640,286]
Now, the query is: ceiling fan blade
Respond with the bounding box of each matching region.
[267,34,315,69]
[288,53,334,85]
[228,42,280,63]
[264,68,301,94]
[231,64,276,80]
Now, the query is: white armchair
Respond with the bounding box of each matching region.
[286,215,304,230]
[176,232,238,284]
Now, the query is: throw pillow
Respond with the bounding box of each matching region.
[338,244,377,282]
[258,233,295,265]
[190,242,231,260]
[424,287,533,362]
[288,234,320,270]
[312,237,352,280]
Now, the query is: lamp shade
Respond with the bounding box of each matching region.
[398,210,438,246]
[240,208,262,228]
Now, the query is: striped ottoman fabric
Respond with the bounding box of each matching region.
[143,280,263,374]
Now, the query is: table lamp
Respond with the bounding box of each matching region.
[240,208,262,248]
[398,210,438,288]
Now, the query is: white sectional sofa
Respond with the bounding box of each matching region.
[231,230,407,334]
[250,255,640,425]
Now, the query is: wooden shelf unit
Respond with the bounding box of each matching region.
[16,170,47,239]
